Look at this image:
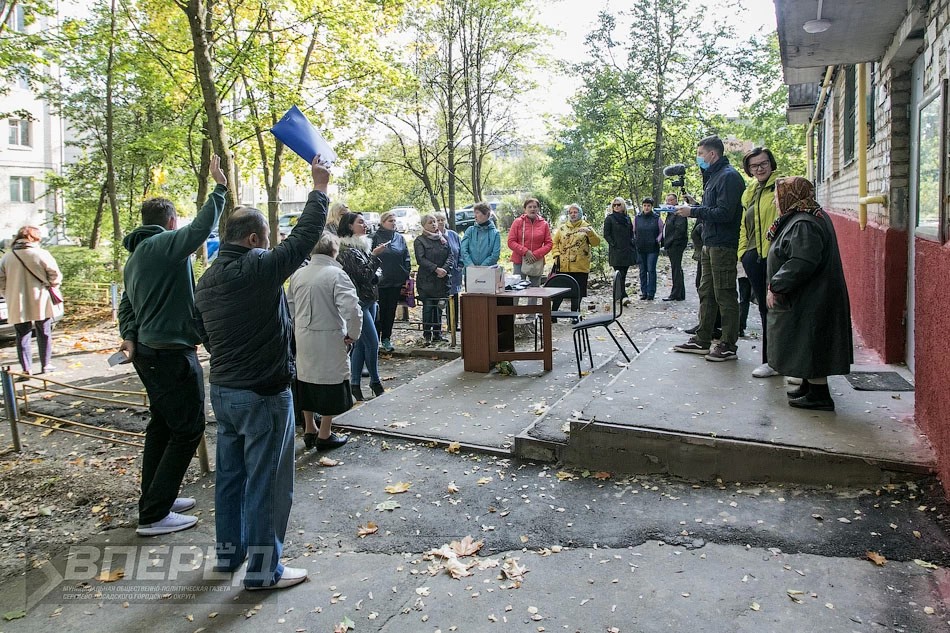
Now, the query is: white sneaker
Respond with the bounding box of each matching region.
[246,566,308,591]
[786,377,803,385]
[136,511,198,536]
[752,363,780,378]
[171,497,196,513]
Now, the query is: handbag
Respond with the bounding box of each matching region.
[519,220,545,276]
[12,250,63,305]
[399,277,416,308]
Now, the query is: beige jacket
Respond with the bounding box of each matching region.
[288,254,363,385]
[0,242,62,324]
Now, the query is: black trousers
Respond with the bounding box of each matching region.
[614,266,630,298]
[741,250,770,363]
[666,246,686,300]
[132,344,205,524]
[376,286,402,341]
[552,272,589,311]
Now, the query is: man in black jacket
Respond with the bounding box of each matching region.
[673,135,746,361]
[194,157,330,591]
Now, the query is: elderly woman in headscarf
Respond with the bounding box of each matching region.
[766,176,853,411]
[550,203,600,322]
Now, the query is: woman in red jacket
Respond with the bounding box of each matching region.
[507,197,553,287]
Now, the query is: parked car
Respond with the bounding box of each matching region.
[390,206,421,233]
[362,211,381,236]
[456,202,499,232]
[278,211,302,240]
[0,295,64,341]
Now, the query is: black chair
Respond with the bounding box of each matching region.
[545,274,582,323]
[571,270,639,377]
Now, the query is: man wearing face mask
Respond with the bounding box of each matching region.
[673,135,746,362]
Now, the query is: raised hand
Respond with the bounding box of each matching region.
[311,155,331,193]
[210,154,227,186]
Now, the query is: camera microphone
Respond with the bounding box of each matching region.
[662,163,687,177]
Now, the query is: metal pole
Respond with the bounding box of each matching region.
[2,366,22,452]
[110,282,119,323]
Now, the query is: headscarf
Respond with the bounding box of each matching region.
[766,176,823,241]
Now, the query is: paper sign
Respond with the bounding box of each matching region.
[270,105,338,164]
[108,351,131,367]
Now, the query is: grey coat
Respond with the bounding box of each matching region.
[603,211,636,267]
[766,212,853,379]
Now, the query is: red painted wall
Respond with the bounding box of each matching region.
[827,212,907,363]
[914,238,950,492]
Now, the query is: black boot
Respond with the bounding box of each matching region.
[303,433,318,450]
[786,379,810,398]
[351,384,365,402]
[370,381,384,397]
[788,383,835,411]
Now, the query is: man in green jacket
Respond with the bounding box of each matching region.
[738,147,780,379]
[117,155,228,536]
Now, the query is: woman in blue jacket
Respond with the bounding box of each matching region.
[372,211,411,353]
[460,202,501,268]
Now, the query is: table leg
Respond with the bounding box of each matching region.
[542,298,553,371]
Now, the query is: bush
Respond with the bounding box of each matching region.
[48,246,116,285]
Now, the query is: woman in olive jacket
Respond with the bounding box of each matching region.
[602,197,636,299]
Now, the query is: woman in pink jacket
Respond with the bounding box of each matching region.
[507,197,553,287]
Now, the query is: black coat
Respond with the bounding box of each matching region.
[195,190,327,391]
[689,156,746,249]
[338,237,381,307]
[603,211,636,267]
[662,213,689,250]
[414,234,454,299]
[766,212,853,379]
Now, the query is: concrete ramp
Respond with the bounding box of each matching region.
[541,333,934,484]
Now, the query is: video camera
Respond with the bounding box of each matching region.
[662,163,687,189]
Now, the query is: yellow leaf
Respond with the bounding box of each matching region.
[98,569,124,582]
[318,456,339,467]
[450,535,484,557]
[866,551,887,566]
[447,481,459,493]
[446,442,461,454]
[476,477,492,486]
[555,471,575,481]
[914,559,939,569]
[357,522,378,538]
[384,482,412,494]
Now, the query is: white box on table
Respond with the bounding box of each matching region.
[465,265,506,294]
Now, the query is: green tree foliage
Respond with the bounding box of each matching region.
[0,0,53,110]
[547,0,766,218]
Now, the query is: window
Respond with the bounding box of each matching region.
[9,176,33,203]
[2,2,25,32]
[8,118,30,146]
[844,66,856,163]
[915,79,947,242]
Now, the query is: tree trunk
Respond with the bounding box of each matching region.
[181,0,238,213]
[104,0,122,275]
[196,135,212,263]
[89,181,107,249]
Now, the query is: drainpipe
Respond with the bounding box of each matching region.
[807,66,835,181]
[856,62,888,230]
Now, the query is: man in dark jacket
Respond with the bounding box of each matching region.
[194,157,330,591]
[660,193,688,301]
[118,155,227,537]
[673,135,746,361]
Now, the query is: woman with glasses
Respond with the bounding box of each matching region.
[739,147,781,379]
[603,197,636,301]
[372,211,411,353]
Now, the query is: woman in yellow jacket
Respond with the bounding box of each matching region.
[738,147,781,379]
[550,203,601,322]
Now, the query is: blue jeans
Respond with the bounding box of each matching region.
[350,303,380,384]
[211,384,295,588]
[637,251,659,298]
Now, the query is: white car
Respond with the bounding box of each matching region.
[278,212,302,240]
[390,206,421,233]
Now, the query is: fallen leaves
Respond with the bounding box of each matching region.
[97,569,124,583]
[502,557,527,582]
[333,616,355,632]
[451,535,484,556]
[476,476,493,486]
[357,522,378,538]
[384,482,412,494]
[913,559,939,570]
[375,500,401,512]
[318,456,339,467]
[446,442,461,454]
[866,551,887,566]
[447,481,460,494]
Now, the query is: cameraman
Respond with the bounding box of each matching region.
[673,135,746,362]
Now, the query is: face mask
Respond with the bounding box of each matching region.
[696,155,709,170]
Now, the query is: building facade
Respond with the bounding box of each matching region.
[775,0,950,493]
[0,3,64,244]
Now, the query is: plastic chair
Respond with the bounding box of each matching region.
[571,270,639,377]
